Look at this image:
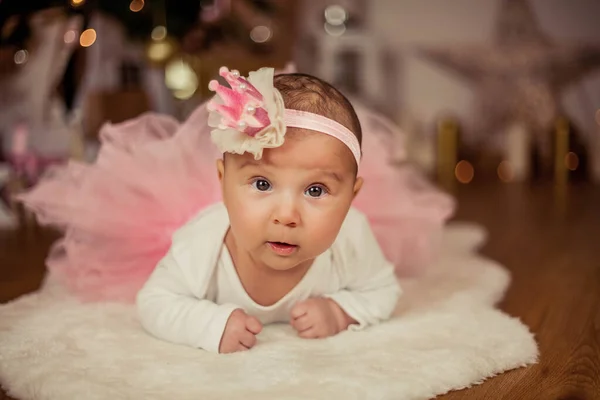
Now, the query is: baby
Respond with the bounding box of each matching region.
[136,67,401,353]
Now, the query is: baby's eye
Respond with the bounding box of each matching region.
[305,185,328,198]
[251,179,272,192]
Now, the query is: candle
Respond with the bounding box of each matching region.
[554,117,570,186]
[592,110,600,184]
[504,122,530,182]
[436,117,459,191]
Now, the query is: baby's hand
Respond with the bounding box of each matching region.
[290,298,355,339]
[219,309,262,353]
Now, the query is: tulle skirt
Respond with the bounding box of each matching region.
[18,102,455,302]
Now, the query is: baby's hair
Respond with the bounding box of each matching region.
[273,73,362,148]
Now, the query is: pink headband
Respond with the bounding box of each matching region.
[206,66,361,166]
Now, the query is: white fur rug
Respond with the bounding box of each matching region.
[0,223,538,400]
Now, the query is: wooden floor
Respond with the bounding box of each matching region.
[1,182,599,400]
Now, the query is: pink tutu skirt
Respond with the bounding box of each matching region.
[18,102,455,302]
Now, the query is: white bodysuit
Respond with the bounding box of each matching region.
[136,202,401,353]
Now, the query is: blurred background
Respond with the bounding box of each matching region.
[1,2,599,396]
[0,0,599,230]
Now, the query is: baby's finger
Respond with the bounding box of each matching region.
[298,326,320,339]
[236,343,251,352]
[239,330,257,349]
[245,316,263,335]
[290,301,309,319]
[290,315,313,332]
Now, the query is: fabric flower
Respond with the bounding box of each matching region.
[207,67,286,160]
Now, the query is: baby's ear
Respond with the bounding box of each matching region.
[216,159,225,183]
[352,176,363,199]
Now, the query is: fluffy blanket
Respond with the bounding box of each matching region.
[0,223,537,400]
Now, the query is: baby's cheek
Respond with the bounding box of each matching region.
[231,211,252,232]
[227,201,259,237]
[307,217,343,250]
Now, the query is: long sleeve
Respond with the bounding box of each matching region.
[136,247,239,353]
[324,210,402,329]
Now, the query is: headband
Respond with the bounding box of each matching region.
[206,66,361,166]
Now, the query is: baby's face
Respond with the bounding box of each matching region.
[218,130,362,272]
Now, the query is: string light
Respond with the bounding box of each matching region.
[324,5,347,36]
[130,0,144,12]
[564,152,579,171]
[165,58,199,100]
[250,26,272,43]
[324,23,346,37]
[79,29,97,47]
[497,160,514,182]
[70,0,85,7]
[324,5,347,25]
[64,30,76,44]
[147,41,173,63]
[13,49,28,65]
[151,26,167,41]
[455,160,474,184]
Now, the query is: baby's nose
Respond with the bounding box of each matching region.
[273,200,300,227]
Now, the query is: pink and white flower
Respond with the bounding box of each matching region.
[207,66,286,160]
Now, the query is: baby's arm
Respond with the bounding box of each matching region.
[290,212,401,338]
[136,248,249,353]
[323,212,401,330]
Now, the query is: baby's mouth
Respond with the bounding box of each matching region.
[267,241,298,255]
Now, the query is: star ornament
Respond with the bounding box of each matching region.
[416,0,600,158]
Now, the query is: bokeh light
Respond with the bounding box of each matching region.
[323,4,347,36]
[79,29,96,47]
[13,49,28,65]
[455,160,474,184]
[497,160,514,182]
[151,26,167,41]
[564,152,579,171]
[147,41,173,63]
[324,5,347,25]
[64,30,76,44]
[165,59,198,100]
[324,23,346,37]
[250,26,272,43]
[130,0,144,12]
